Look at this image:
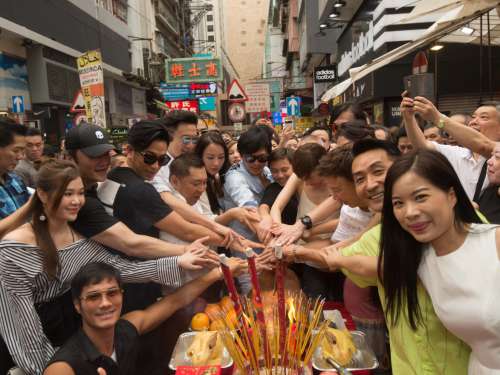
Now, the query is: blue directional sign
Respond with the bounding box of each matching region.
[286,96,301,117]
[199,96,216,111]
[272,111,283,125]
[12,96,24,113]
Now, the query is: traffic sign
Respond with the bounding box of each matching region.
[228,102,246,122]
[70,91,86,113]
[412,51,428,74]
[12,96,24,113]
[228,80,248,102]
[286,96,301,117]
[199,96,216,111]
[272,111,283,125]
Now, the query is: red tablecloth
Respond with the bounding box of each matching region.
[321,302,372,375]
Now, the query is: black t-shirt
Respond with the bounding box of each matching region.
[72,185,119,238]
[478,185,500,224]
[46,319,138,375]
[107,167,172,238]
[104,167,173,312]
[260,182,298,225]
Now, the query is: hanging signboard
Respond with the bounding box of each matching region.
[314,65,337,83]
[77,50,106,127]
[245,83,270,113]
[165,99,199,113]
[165,57,222,83]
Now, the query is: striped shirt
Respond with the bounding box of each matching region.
[0,238,184,375]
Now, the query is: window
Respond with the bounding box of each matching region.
[208,35,215,42]
[207,14,213,22]
[207,25,214,32]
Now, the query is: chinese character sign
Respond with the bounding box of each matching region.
[166,58,222,83]
[77,49,106,127]
[165,100,199,113]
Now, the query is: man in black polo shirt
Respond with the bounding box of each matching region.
[44,260,245,375]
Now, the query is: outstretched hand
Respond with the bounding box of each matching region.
[179,237,220,270]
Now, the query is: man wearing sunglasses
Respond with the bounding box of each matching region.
[44,260,246,375]
[223,127,273,293]
[152,111,245,251]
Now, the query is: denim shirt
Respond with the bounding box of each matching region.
[223,161,273,240]
[0,172,29,219]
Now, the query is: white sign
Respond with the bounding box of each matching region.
[228,102,246,122]
[245,83,270,113]
[338,21,374,77]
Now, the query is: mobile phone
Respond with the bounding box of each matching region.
[403,73,434,99]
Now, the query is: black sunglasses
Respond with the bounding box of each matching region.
[244,154,269,164]
[140,151,170,166]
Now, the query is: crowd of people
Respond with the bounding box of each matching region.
[0,94,499,375]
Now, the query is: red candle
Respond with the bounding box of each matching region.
[219,255,243,321]
[245,248,271,368]
[274,246,287,364]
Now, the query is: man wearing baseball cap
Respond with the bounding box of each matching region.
[64,122,213,263]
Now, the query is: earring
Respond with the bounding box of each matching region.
[39,214,46,222]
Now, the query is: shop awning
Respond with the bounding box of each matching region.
[321,0,500,102]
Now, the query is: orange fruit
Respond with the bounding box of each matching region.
[210,319,225,331]
[219,296,234,311]
[191,312,210,331]
[205,303,223,320]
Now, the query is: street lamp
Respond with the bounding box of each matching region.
[430,44,444,51]
[329,10,340,19]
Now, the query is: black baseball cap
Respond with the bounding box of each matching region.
[65,123,114,157]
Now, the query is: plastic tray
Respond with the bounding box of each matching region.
[312,330,379,372]
[169,331,234,370]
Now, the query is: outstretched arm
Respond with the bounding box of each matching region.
[124,258,247,334]
[413,96,495,158]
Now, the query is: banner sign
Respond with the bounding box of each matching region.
[77,50,106,127]
[166,57,222,83]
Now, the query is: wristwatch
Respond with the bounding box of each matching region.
[300,215,313,230]
[436,113,447,129]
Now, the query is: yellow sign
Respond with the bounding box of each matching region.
[77,50,106,127]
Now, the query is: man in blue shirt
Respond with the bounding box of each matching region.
[0,120,29,219]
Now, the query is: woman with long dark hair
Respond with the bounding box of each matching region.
[194,131,261,230]
[195,131,231,214]
[380,149,500,374]
[0,160,211,374]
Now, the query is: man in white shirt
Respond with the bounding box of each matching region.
[402,96,500,200]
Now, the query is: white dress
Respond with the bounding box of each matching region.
[418,224,500,374]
